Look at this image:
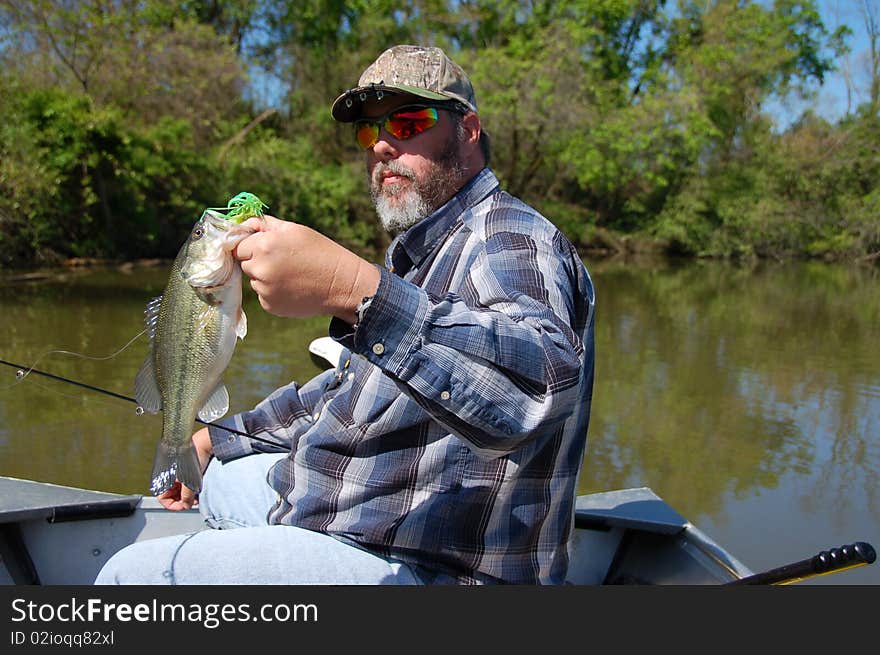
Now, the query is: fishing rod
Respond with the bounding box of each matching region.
[727,541,876,585]
[0,357,284,448]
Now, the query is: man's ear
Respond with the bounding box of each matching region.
[461,112,482,147]
[460,111,486,168]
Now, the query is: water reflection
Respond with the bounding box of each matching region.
[579,258,879,583]
[1,259,878,583]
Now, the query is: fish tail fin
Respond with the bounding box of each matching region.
[150,441,203,497]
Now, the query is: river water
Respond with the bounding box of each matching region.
[1,258,878,584]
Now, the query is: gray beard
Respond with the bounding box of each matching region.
[372,169,433,235]
[370,137,466,236]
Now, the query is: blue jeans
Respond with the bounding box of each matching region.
[94,453,422,585]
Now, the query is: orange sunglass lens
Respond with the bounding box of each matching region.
[356,124,379,149]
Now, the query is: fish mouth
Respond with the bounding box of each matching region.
[180,210,257,288]
[204,209,259,244]
[202,209,233,230]
[181,214,235,287]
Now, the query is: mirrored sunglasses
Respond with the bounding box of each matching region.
[355,106,440,149]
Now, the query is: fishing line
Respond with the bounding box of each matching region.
[10,328,149,386]
[0,358,285,448]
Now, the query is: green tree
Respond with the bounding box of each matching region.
[0,1,245,264]
[647,0,841,257]
[0,0,875,266]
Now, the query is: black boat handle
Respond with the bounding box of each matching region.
[727,541,876,585]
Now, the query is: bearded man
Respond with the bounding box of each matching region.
[97,45,596,585]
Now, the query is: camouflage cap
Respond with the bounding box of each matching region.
[331,45,478,122]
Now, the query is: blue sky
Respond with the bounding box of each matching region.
[808,0,875,121]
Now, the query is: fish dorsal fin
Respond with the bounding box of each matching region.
[198,381,230,422]
[134,296,163,413]
[134,356,162,413]
[236,307,248,340]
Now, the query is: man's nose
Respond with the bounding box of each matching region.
[371,127,399,159]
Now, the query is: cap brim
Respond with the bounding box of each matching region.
[331,84,453,122]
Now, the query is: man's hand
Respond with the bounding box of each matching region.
[157,428,213,511]
[234,216,381,323]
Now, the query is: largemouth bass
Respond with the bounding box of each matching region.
[134,210,257,496]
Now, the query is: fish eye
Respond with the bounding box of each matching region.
[192,227,205,240]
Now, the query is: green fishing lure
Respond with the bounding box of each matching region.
[208,192,268,223]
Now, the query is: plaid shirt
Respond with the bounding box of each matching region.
[210,168,595,584]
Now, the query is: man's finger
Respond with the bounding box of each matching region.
[238,216,271,232]
[235,231,267,262]
[234,237,252,261]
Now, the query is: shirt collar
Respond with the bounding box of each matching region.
[386,168,499,275]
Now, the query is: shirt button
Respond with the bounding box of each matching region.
[347,372,355,381]
[372,343,385,355]
[313,411,321,421]
[440,390,451,400]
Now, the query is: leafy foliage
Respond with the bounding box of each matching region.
[0,0,877,268]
